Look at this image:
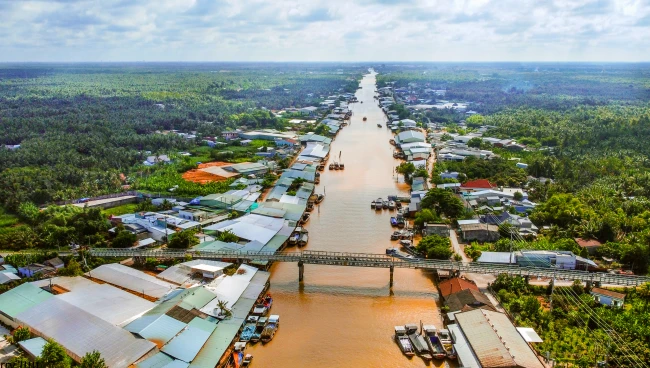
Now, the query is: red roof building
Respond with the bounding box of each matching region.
[574,238,602,255]
[438,277,479,299]
[460,179,497,191]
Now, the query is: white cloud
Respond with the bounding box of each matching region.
[0,0,648,61]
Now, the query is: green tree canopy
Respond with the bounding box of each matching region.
[168,229,200,249]
[421,188,465,219]
[111,230,137,248]
[40,339,71,368]
[80,350,107,368]
[416,235,452,260]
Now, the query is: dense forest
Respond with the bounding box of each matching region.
[0,63,362,209]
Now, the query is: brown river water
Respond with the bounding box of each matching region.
[248,72,449,368]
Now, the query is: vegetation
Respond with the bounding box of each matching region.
[11,327,31,344]
[168,229,200,249]
[80,350,108,368]
[40,339,72,368]
[420,188,465,219]
[416,234,453,260]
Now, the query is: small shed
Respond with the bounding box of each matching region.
[590,287,625,308]
[44,257,65,269]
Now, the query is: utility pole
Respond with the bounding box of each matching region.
[549,266,557,310]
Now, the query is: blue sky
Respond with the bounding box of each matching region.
[1,0,649,62]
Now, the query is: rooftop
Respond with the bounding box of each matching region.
[461,179,497,189]
[591,287,626,300]
[438,277,479,298]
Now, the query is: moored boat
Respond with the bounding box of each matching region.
[315,194,325,204]
[242,354,253,367]
[382,200,389,209]
[298,233,309,247]
[374,198,383,210]
[377,123,382,128]
[390,231,402,240]
[252,303,268,316]
[388,201,396,210]
[339,163,344,169]
[306,202,314,212]
[333,162,340,170]
[386,247,415,260]
[261,315,280,343]
[438,329,457,359]
[394,326,415,357]
[240,316,258,341]
[371,201,376,209]
[409,332,433,361]
[422,325,447,360]
[390,217,398,226]
[289,227,303,246]
[299,212,310,224]
[329,163,334,170]
[363,117,367,121]
[251,317,267,343]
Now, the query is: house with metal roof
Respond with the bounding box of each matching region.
[438,277,479,299]
[0,283,53,328]
[454,309,544,368]
[395,130,426,145]
[590,287,626,308]
[87,263,177,300]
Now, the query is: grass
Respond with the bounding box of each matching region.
[0,207,20,229]
[102,203,140,217]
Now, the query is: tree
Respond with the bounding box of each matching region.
[465,114,485,128]
[57,258,84,276]
[421,188,465,219]
[513,191,523,201]
[40,339,71,368]
[80,350,107,368]
[416,235,452,260]
[413,209,439,230]
[12,326,31,343]
[467,137,483,148]
[111,230,137,248]
[396,162,416,182]
[217,229,239,243]
[17,201,40,225]
[168,229,200,249]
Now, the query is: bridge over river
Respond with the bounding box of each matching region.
[89,248,650,287]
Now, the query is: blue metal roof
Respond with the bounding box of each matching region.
[18,337,47,359]
[161,317,217,363]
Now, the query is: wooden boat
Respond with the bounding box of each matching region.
[423,325,447,360]
[314,177,320,184]
[339,163,344,170]
[315,194,325,204]
[329,163,334,170]
[251,317,267,343]
[394,326,415,357]
[377,124,382,128]
[242,354,253,367]
[374,198,383,210]
[363,117,367,121]
[289,227,302,246]
[438,329,457,359]
[252,303,268,316]
[300,213,310,224]
[306,202,314,212]
[409,333,433,361]
[382,200,389,209]
[399,239,412,248]
[240,316,258,341]
[333,162,340,170]
[388,201,396,210]
[298,233,309,247]
[261,315,279,343]
[390,231,402,240]
[389,139,396,145]
[318,164,325,171]
[390,217,398,227]
[371,201,376,209]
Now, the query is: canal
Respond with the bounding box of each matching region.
[248,71,447,367]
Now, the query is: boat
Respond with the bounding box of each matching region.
[252,303,268,316]
[394,326,415,357]
[315,194,325,204]
[405,324,432,361]
[390,217,398,227]
[333,162,340,170]
[396,214,405,228]
[251,317,268,342]
[388,201,396,210]
[363,117,367,121]
[386,247,415,260]
[314,177,320,184]
[377,124,382,128]
[289,227,303,246]
[339,163,345,170]
[382,200,389,209]
[422,325,447,360]
[371,201,376,209]
[240,316,258,341]
[298,233,309,247]
[242,354,253,367]
[389,139,396,145]
[329,163,334,170]
[400,230,413,239]
[306,202,314,212]
[261,315,279,343]
[300,213,310,224]
[390,231,402,240]
[438,329,457,359]
[317,163,325,171]
[374,198,383,210]
[399,239,412,248]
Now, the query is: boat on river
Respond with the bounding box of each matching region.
[438,329,457,359]
[240,316,258,341]
[241,354,253,367]
[339,162,345,169]
[374,198,383,210]
[251,316,267,343]
[299,213,310,225]
[315,194,325,204]
[390,231,402,240]
[253,303,268,316]
[390,217,398,226]
[363,117,367,121]
[386,247,415,260]
[333,162,340,170]
[289,227,304,246]
[382,200,389,209]
[261,315,280,343]
[329,163,334,170]
[377,123,382,128]
[422,325,447,360]
[298,233,309,247]
[404,323,432,361]
[388,201,396,210]
[394,326,415,357]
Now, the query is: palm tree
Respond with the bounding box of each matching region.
[217,300,232,319]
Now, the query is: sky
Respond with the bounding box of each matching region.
[1,0,649,62]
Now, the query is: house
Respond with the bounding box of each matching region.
[453,309,544,368]
[516,162,529,169]
[459,223,500,242]
[299,106,319,116]
[423,223,451,237]
[438,277,479,299]
[574,238,602,255]
[395,131,426,145]
[222,130,240,141]
[444,289,495,312]
[18,263,56,278]
[590,287,625,308]
[440,171,459,179]
[44,257,65,270]
[460,179,497,193]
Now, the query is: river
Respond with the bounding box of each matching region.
[248,71,447,367]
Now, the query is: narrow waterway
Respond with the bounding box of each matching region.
[249,72,446,367]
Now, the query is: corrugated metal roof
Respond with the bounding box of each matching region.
[88,264,177,299]
[16,297,155,367]
[0,282,52,318]
[163,360,190,368]
[0,272,20,284]
[136,352,174,368]
[189,320,241,368]
[18,337,47,359]
[455,309,543,368]
[179,287,218,310]
[477,251,516,264]
[138,314,187,347]
[161,317,217,363]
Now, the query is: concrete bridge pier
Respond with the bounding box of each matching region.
[298,261,304,282]
[389,266,394,288]
[594,281,601,288]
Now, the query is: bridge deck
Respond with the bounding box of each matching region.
[88,248,650,286]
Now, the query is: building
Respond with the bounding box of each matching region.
[460,179,497,193]
[395,130,426,145]
[444,289,496,312]
[423,223,451,237]
[222,130,241,140]
[591,287,625,308]
[459,223,500,242]
[453,309,544,368]
[0,283,53,328]
[438,277,479,299]
[440,171,459,179]
[299,106,319,115]
[18,263,56,278]
[239,129,297,142]
[44,257,65,270]
[477,250,597,270]
[574,238,602,255]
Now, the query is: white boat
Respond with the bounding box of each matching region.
[298,233,309,247]
[394,326,415,357]
[388,201,396,210]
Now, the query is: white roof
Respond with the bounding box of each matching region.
[457,219,480,225]
[200,264,258,317]
[192,264,224,273]
[0,272,20,284]
[87,264,176,299]
[206,214,283,244]
[15,297,155,367]
[517,327,543,343]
